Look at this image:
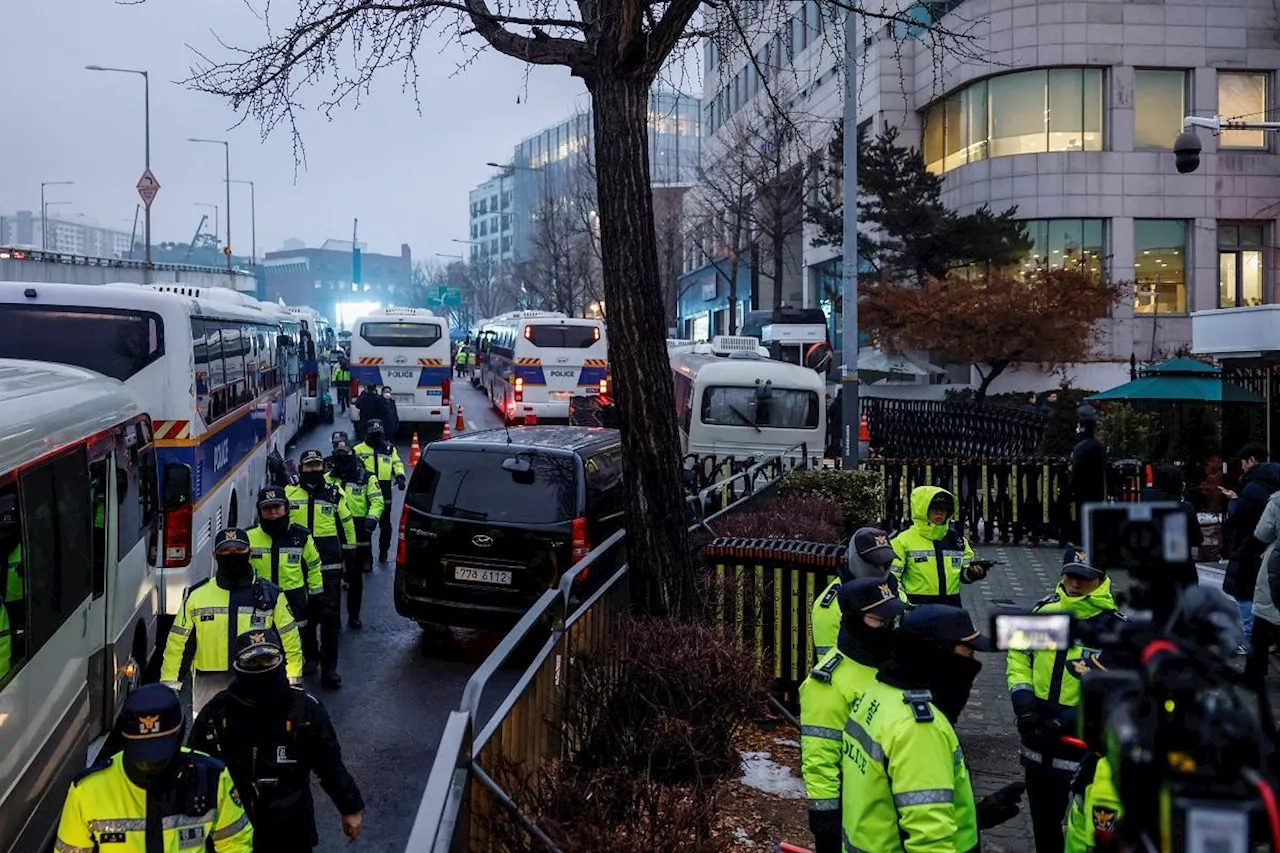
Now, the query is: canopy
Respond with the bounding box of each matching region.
[1088,358,1264,404]
[857,348,944,377]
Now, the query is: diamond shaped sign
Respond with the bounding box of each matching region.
[136,169,160,208]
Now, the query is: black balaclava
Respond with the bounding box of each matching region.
[259,510,290,537]
[215,550,254,589]
[835,609,897,668]
[878,635,982,725]
[331,452,358,480]
[299,468,326,490]
[231,654,290,708]
[366,427,385,449]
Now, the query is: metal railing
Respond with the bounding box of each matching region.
[0,245,256,279]
[406,452,793,852]
[686,441,821,518]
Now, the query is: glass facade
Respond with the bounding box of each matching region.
[1219,222,1266,308]
[1015,219,1106,278]
[1134,71,1186,150]
[923,69,1103,173]
[1134,220,1188,315]
[1219,72,1269,148]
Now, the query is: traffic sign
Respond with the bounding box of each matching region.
[136,169,160,208]
[223,246,232,256]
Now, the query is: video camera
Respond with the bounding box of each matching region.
[992,502,1280,852]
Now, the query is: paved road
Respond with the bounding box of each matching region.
[284,379,511,852]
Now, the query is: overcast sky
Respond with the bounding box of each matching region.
[0,0,672,263]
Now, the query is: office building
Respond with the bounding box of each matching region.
[261,239,413,324]
[0,210,135,258]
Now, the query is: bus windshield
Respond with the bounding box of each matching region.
[0,304,164,381]
[360,322,443,348]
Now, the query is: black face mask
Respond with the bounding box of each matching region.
[836,619,897,668]
[260,514,290,536]
[215,553,254,589]
[122,734,183,789]
[231,662,290,707]
[925,654,983,725]
[366,430,384,447]
[332,455,357,478]
[299,470,326,490]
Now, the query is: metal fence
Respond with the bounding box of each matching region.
[405,452,795,852]
[863,398,1050,459]
[0,244,256,279]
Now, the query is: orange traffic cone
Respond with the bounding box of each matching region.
[441,419,452,441]
[454,405,466,434]
[409,431,422,466]
[858,412,871,442]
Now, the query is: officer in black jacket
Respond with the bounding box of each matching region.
[192,630,365,852]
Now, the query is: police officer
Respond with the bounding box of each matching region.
[1007,548,1123,853]
[353,383,387,441]
[352,419,405,564]
[799,576,907,853]
[0,492,21,681]
[287,450,356,689]
[161,528,303,714]
[192,630,365,852]
[840,605,989,853]
[1064,751,1121,853]
[812,527,898,658]
[332,356,351,413]
[890,485,985,607]
[247,486,324,636]
[327,438,383,628]
[55,683,254,852]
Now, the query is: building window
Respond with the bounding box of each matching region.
[1219,72,1269,148]
[1134,70,1187,150]
[1219,222,1266,308]
[923,68,1103,174]
[1134,220,1188,315]
[1016,219,1106,278]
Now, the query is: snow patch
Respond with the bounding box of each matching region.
[739,750,806,798]
[773,738,800,748]
[733,827,751,843]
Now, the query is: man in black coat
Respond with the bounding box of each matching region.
[353,383,388,441]
[1221,441,1280,644]
[1067,405,1107,542]
[192,630,365,853]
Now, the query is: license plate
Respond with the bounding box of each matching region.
[550,391,573,401]
[453,566,512,585]
[393,393,415,404]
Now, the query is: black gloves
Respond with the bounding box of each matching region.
[1015,712,1045,742]
[807,809,841,853]
[395,474,406,490]
[364,517,379,533]
[977,782,1025,830]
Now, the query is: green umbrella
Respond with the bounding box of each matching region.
[1088,358,1264,404]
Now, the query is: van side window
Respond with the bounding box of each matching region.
[89,459,108,598]
[19,446,93,660]
[117,420,157,562]
[0,478,24,687]
[586,447,625,522]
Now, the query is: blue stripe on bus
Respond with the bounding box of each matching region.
[155,405,271,506]
[418,367,452,389]
[513,365,547,386]
[351,366,383,386]
[578,366,608,385]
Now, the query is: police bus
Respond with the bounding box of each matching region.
[0,282,292,628]
[260,301,305,447]
[477,310,609,424]
[0,360,159,853]
[348,307,453,430]
[284,305,336,427]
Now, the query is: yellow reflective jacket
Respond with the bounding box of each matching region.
[799,649,878,815]
[4,543,21,603]
[890,486,975,604]
[160,577,303,686]
[55,747,253,853]
[285,483,357,569]
[811,574,903,658]
[246,524,323,595]
[841,675,978,853]
[353,441,405,485]
[1065,752,1122,853]
[326,469,385,521]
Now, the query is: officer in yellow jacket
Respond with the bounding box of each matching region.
[0,492,19,682]
[352,419,405,564]
[161,528,303,714]
[327,438,384,629]
[891,486,984,607]
[287,449,356,689]
[800,576,906,853]
[812,527,899,658]
[1007,548,1124,853]
[1064,751,1122,853]
[247,486,324,628]
[55,683,254,853]
[841,605,989,852]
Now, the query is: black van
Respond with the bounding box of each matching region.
[393,426,625,632]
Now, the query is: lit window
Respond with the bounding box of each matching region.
[1014,219,1106,279]
[1219,222,1266,308]
[1134,71,1186,150]
[1219,72,1269,148]
[1133,220,1188,314]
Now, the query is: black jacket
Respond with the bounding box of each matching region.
[380,397,400,436]
[191,686,363,849]
[1139,486,1204,549]
[354,390,388,431]
[1068,435,1108,504]
[1223,462,1280,598]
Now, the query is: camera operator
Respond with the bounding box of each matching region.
[1007,548,1124,853]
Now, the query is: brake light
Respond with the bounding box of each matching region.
[599,376,609,404]
[524,325,533,340]
[307,373,317,396]
[395,502,410,565]
[442,378,451,405]
[514,376,524,403]
[349,378,359,399]
[162,502,193,568]
[571,517,591,580]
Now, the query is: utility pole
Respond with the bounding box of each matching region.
[840,5,861,469]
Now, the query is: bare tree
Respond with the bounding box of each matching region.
[168,0,985,615]
[451,253,517,323]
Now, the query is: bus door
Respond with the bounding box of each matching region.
[86,446,113,735]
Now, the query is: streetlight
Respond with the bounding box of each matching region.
[189,138,232,271]
[226,179,256,266]
[40,181,74,251]
[86,65,151,278]
[435,253,464,260]
[196,203,219,241]
[42,201,71,252]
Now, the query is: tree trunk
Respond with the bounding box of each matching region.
[974,361,1010,404]
[728,222,741,335]
[588,72,694,617]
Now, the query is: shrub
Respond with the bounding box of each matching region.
[1098,403,1161,461]
[779,468,883,534]
[712,496,843,542]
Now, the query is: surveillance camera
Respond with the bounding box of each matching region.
[1173,131,1202,174]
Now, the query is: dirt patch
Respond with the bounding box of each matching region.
[710,722,812,851]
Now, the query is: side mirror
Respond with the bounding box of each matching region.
[502,457,532,474]
[1173,131,1202,174]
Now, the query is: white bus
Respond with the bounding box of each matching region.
[259,302,305,447]
[670,337,826,464]
[284,305,336,427]
[0,360,159,853]
[349,308,453,429]
[477,310,609,424]
[0,281,292,625]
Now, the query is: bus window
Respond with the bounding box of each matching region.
[90,459,108,599]
[524,324,600,349]
[0,304,164,381]
[0,478,22,686]
[19,445,92,658]
[117,421,157,562]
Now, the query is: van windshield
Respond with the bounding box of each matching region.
[701,386,820,429]
[409,449,577,525]
[525,325,600,349]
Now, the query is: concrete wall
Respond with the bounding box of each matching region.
[0,258,255,291]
